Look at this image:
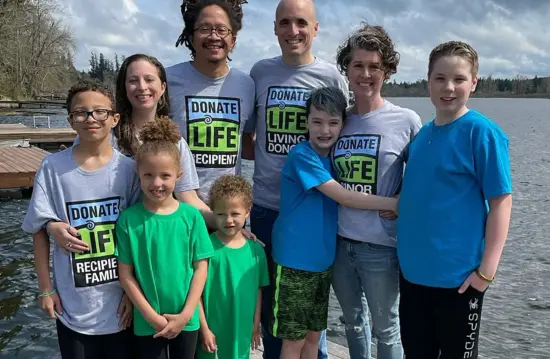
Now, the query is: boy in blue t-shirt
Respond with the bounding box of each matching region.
[397,41,513,359]
[270,87,397,359]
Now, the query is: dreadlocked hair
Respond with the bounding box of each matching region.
[135,116,182,169]
[175,0,248,60]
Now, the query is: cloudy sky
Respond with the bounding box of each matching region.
[57,0,550,83]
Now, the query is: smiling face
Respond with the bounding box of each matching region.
[307,106,343,155]
[212,195,249,238]
[68,90,119,143]
[192,5,236,64]
[138,152,181,205]
[428,55,477,117]
[347,49,386,100]
[125,59,166,113]
[274,0,318,63]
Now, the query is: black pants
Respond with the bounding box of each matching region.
[399,273,485,359]
[137,330,199,359]
[56,320,134,359]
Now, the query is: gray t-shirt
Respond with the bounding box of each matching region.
[74,132,199,193]
[248,56,349,210]
[166,61,255,202]
[332,100,422,247]
[21,148,141,335]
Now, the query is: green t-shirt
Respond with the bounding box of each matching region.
[197,234,269,359]
[116,201,214,336]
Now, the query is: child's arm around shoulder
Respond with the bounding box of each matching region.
[289,145,397,211]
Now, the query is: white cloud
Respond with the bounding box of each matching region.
[56,0,550,82]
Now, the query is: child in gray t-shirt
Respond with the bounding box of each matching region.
[22,80,141,359]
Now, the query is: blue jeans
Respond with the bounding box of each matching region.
[331,236,403,359]
[250,204,328,359]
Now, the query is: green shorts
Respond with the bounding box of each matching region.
[270,263,332,341]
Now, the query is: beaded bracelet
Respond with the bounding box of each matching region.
[38,289,56,298]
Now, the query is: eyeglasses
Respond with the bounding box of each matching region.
[193,25,232,38]
[69,109,115,123]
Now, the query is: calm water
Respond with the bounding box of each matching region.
[1,98,549,358]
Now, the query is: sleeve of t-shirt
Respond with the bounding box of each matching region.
[402,111,423,163]
[243,69,258,134]
[128,168,142,207]
[115,213,133,265]
[21,161,60,233]
[257,244,270,287]
[292,147,333,192]
[175,139,200,192]
[336,75,350,104]
[474,125,513,200]
[191,209,214,261]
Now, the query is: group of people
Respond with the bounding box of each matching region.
[21,0,513,359]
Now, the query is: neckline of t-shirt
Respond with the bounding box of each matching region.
[277,56,320,70]
[186,61,231,83]
[68,146,119,176]
[432,109,472,128]
[212,233,248,250]
[139,201,182,218]
[347,99,391,120]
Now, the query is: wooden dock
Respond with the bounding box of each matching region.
[0,146,50,189]
[0,99,66,109]
[0,123,76,151]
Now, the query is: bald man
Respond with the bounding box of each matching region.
[241,1,348,359]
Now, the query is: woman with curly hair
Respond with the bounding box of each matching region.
[330,24,422,359]
[167,0,255,230]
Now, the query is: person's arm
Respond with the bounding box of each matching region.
[478,194,512,279]
[34,229,63,319]
[198,299,217,352]
[241,132,256,160]
[176,190,216,229]
[251,289,262,350]
[317,180,397,211]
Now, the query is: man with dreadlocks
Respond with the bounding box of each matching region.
[166,0,255,229]
[241,1,349,359]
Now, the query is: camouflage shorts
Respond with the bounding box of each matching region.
[270,263,331,341]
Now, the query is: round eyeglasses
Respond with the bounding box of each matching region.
[193,25,232,38]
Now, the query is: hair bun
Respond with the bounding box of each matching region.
[139,116,181,145]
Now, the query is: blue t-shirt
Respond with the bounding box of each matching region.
[272,141,337,272]
[397,110,512,288]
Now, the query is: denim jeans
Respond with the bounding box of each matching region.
[331,236,403,359]
[250,204,328,359]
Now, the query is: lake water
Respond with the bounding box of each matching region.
[1,98,549,358]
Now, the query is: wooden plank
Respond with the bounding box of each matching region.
[0,123,26,128]
[14,147,49,167]
[0,127,76,142]
[0,172,35,188]
[0,148,38,172]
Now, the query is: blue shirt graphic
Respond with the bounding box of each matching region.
[272,141,337,272]
[397,110,512,288]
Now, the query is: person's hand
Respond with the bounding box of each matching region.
[242,228,265,247]
[251,323,262,350]
[39,291,63,319]
[201,328,217,353]
[379,210,397,219]
[118,293,133,329]
[154,313,191,339]
[47,221,88,253]
[458,271,489,294]
[151,314,168,333]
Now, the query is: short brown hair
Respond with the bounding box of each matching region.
[428,41,479,78]
[336,22,400,81]
[66,79,114,113]
[208,175,253,211]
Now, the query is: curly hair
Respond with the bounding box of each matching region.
[428,41,479,78]
[336,22,400,81]
[175,0,248,59]
[114,54,171,156]
[66,79,114,113]
[135,116,181,168]
[208,174,253,211]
